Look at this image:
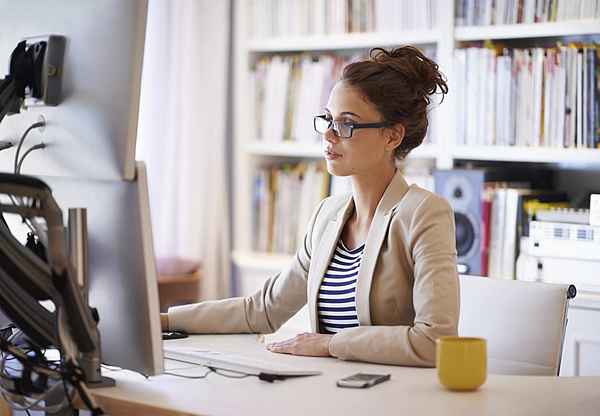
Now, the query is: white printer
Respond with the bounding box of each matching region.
[517,214,600,294]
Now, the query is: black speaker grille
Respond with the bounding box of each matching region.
[454,212,475,257]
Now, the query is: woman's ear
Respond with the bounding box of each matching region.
[385,123,405,152]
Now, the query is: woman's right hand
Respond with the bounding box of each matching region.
[160,313,169,331]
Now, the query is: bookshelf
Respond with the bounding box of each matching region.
[452,145,600,165]
[247,30,442,52]
[455,19,600,41]
[245,140,441,159]
[233,1,600,277]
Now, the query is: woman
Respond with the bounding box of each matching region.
[161,46,459,367]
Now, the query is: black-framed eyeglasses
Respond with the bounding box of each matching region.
[313,114,390,139]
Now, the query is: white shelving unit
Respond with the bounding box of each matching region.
[245,140,441,159]
[232,2,600,375]
[455,19,600,41]
[452,145,600,165]
[247,30,441,52]
[233,1,600,275]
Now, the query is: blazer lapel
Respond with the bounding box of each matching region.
[355,170,410,325]
[308,197,353,332]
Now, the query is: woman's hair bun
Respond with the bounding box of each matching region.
[340,45,448,160]
[369,46,448,104]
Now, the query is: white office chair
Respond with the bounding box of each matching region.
[458,275,576,376]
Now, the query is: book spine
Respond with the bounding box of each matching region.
[488,188,506,279]
[481,195,492,277]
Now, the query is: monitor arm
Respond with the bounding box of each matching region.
[0,38,110,414]
[0,174,99,354]
[0,36,65,125]
[0,76,22,124]
[0,172,114,395]
[0,40,37,123]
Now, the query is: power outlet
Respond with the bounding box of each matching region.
[590,194,600,226]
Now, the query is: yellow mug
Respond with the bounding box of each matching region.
[436,336,487,391]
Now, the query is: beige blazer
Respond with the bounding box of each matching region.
[168,169,460,367]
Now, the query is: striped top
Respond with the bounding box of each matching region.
[317,239,365,334]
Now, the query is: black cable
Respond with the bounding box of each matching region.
[25,409,32,416]
[73,379,103,416]
[163,366,257,380]
[17,143,46,174]
[62,359,104,416]
[211,368,253,379]
[0,340,89,413]
[0,324,15,342]
[62,377,72,409]
[0,140,13,151]
[163,367,214,379]
[14,121,44,173]
[163,358,268,381]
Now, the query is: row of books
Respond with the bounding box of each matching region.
[248,0,437,39]
[251,54,351,145]
[252,164,436,254]
[252,162,330,254]
[455,44,599,149]
[250,48,436,144]
[251,164,571,282]
[455,0,600,26]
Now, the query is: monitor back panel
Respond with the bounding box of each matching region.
[40,165,162,375]
[0,0,148,180]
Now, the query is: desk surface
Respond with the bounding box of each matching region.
[92,333,600,416]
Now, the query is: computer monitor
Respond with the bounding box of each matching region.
[37,162,163,376]
[0,0,148,181]
[4,162,163,376]
[0,0,162,376]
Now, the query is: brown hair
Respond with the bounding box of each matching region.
[340,46,448,160]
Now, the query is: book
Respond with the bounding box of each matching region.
[253,162,329,254]
[455,42,599,149]
[488,187,507,279]
[480,188,493,276]
[456,0,598,25]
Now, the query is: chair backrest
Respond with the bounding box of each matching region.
[458,275,574,376]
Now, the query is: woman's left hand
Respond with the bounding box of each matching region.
[266,333,334,357]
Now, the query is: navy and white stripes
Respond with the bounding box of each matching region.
[318,239,364,334]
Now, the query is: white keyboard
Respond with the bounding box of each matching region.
[163,347,321,377]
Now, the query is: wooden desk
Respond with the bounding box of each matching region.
[90,334,600,416]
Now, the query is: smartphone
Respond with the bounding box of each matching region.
[336,373,391,388]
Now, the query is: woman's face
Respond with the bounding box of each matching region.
[321,82,400,177]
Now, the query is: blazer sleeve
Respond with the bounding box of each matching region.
[328,194,460,367]
[167,199,326,334]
